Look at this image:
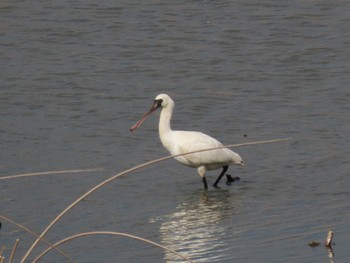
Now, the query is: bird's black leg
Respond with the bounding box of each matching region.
[226,174,240,184]
[202,177,208,190]
[213,166,228,188]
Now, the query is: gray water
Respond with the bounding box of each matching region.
[1,0,350,262]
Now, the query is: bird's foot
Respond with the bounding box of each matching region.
[226,174,240,185]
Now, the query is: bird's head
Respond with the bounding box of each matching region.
[234,154,245,166]
[130,94,174,132]
[154,93,174,109]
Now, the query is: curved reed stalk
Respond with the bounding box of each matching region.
[0,215,76,263]
[0,246,5,259]
[0,168,103,180]
[9,239,19,263]
[21,138,290,262]
[33,231,196,263]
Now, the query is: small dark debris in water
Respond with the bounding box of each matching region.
[244,134,247,138]
[308,241,320,247]
[226,174,240,185]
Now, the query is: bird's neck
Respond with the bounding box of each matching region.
[159,106,173,134]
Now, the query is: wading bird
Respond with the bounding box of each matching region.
[130,94,244,189]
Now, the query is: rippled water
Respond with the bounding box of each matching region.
[1,1,350,262]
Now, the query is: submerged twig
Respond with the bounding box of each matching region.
[325,230,335,262]
[33,231,196,263]
[22,138,290,262]
[325,230,334,247]
[0,168,103,180]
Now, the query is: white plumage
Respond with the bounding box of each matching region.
[130,94,244,189]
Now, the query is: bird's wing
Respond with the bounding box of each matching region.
[171,131,233,168]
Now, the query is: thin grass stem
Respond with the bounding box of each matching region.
[9,239,19,263]
[0,168,103,180]
[21,138,290,262]
[0,215,76,263]
[0,246,4,258]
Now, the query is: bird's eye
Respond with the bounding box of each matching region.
[155,99,163,107]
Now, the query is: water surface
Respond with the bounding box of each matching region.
[1,0,350,262]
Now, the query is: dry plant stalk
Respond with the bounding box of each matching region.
[9,239,19,263]
[325,230,334,247]
[0,215,75,262]
[0,168,103,180]
[21,138,290,262]
[33,231,196,263]
[0,247,5,263]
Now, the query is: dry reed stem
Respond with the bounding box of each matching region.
[0,168,103,180]
[0,246,4,258]
[21,138,290,262]
[325,230,334,247]
[0,215,76,263]
[33,231,196,263]
[9,239,19,263]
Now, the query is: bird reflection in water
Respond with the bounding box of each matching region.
[154,190,242,262]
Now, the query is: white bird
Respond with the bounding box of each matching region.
[130,94,244,189]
